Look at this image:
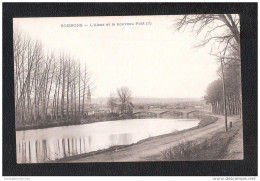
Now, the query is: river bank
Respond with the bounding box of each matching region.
[15,114,129,131]
[55,115,242,162]
[149,120,242,161]
[16,110,207,131]
[48,114,219,163]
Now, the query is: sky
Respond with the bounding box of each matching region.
[13,15,219,99]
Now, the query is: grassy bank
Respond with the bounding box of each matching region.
[196,114,218,128]
[157,121,241,161]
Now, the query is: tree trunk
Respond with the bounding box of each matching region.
[221,58,228,132]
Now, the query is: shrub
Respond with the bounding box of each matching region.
[163,141,200,161]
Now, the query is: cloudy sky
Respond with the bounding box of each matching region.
[13,15,218,98]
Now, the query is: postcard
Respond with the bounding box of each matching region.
[13,15,243,164]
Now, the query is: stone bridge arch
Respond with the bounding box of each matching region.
[159,110,185,119]
[186,110,204,118]
[133,111,158,118]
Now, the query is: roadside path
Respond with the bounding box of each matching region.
[69,115,240,162]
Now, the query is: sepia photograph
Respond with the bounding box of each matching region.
[2,1,258,177]
[13,14,244,164]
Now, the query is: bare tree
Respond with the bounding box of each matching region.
[78,62,81,115]
[51,60,62,120]
[81,65,91,116]
[44,53,55,121]
[14,32,45,124]
[107,93,117,113]
[60,54,66,119]
[175,14,241,131]
[117,87,132,116]
[66,55,71,118]
[175,14,240,51]
[14,29,94,127]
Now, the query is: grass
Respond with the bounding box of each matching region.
[161,121,241,161]
[196,114,218,128]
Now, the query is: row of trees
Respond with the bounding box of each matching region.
[204,60,241,115]
[14,30,93,125]
[175,14,241,131]
[107,86,134,118]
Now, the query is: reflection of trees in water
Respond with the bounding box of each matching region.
[17,135,95,163]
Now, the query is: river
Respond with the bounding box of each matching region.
[16,118,199,163]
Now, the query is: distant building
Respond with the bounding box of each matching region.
[87,86,91,105]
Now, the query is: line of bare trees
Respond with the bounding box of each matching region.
[14,30,93,126]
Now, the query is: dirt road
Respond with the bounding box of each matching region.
[68,115,240,162]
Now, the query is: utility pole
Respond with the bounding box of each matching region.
[220,58,228,132]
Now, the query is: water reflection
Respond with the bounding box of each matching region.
[16,119,199,163]
[17,134,134,163]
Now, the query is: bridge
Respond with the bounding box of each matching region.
[132,108,207,119]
